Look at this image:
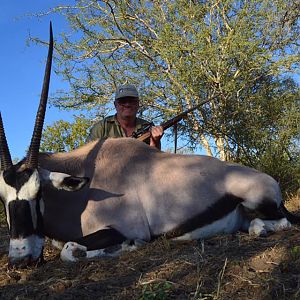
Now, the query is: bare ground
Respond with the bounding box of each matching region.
[0,196,300,300]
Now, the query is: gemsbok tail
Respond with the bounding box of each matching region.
[280,202,300,225]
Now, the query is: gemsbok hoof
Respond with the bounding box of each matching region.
[249,218,267,236]
[274,218,291,231]
[60,242,87,262]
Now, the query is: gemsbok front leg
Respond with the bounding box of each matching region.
[60,227,146,262]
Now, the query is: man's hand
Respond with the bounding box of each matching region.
[149,126,164,149]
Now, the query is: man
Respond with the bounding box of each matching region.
[88,84,164,149]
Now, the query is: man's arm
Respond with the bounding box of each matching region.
[149,126,164,150]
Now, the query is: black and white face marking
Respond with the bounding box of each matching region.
[0,167,45,267]
[0,165,89,267]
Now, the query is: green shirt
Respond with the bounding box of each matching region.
[88,114,153,144]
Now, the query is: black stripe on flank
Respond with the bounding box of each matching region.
[163,194,243,239]
[9,200,34,238]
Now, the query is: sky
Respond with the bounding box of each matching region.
[0,0,186,159]
[0,1,76,160]
[3,2,297,160]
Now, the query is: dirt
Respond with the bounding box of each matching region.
[0,197,300,300]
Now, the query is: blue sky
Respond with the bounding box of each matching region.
[0,0,185,159]
[0,1,182,160]
[0,1,75,160]
[2,2,297,160]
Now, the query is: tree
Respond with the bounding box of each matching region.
[41,115,92,152]
[34,0,299,192]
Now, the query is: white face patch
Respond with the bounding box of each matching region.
[0,171,17,202]
[0,169,40,202]
[0,171,16,228]
[0,170,41,230]
[9,235,45,261]
[18,170,40,201]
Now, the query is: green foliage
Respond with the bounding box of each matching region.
[222,76,300,193]
[40,115,92,152]
[290,246,300,260]
[139,281,173,300]
[33,0,299,192]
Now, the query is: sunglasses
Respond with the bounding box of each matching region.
[116,97,139,105]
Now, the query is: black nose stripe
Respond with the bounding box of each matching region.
[8,200,34,238]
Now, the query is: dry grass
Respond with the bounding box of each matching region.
[0,195,300,299]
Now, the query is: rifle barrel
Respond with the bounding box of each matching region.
[137,98,211,142]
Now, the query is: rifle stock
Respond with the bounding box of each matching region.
[136,98,211,142]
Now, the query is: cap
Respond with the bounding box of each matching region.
[115,84,139,100]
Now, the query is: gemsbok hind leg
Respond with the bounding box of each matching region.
[248,218,291,236]
[247,199,291,236]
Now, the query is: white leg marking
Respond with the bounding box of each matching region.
[174,208,244,241]
[60,239,147,262]
[249,218,267,236]
[249,218,291,236]
[60,242,88,262]
[264,218,291,231]
[51,239,65,250]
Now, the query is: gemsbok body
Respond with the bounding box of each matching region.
[0,24,299,268]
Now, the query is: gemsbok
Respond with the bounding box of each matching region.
[0,23,299,268]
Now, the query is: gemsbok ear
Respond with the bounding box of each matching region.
[39,169,89,191]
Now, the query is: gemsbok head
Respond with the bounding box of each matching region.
[0,23,88,268]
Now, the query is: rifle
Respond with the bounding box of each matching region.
[132,98,211,142]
